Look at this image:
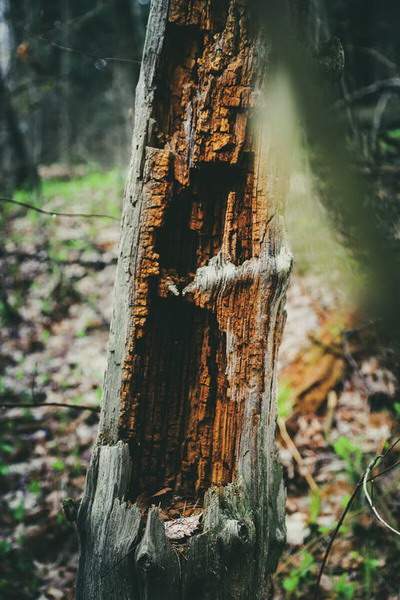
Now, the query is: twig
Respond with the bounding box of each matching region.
[0,402,99,412]
[313,477,361,600]
[0,196,118,220]
[335,77,400,109]
[323,390,337,435]
[371,92,393,153]
[31,363,38,403]
[363,457,400,536]
[346,45,397,73]
[369,457,400,482]
[314,436,400,599]
[278,417,319,494]
[39,34,141,65]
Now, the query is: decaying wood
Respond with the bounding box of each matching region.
[77,1,292,598]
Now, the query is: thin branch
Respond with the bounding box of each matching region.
[371,92,393,153]
[335,77,400,109]
[346,45,398,73]
[314,436,400,599]
[369,457,400,482]
[313,476,362,600]
[363,458,400,536]
[278,417,320,494]
[0,196,119,220]
[39,34,141,66]
[0,402,99,412]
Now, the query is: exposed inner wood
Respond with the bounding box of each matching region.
[77,2,292,597]
[117,0,274,505]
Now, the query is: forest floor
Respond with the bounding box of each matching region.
[1,167,400,599]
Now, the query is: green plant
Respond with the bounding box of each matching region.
[333,436,363,483]
[11,501,25,522]
[52,458,65,472]
[0,537,39,597]
[318,521,350,536]
[27,480,41,495]
[334,574,356,599]
[387,128,400,140]
[277,382,295,420]
[309,490,321,525]
[362,553,380,596]
[0,439,13,477]
[283,551,316,596]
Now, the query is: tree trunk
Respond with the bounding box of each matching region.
[76,1,292,598]
[0,69,39,191]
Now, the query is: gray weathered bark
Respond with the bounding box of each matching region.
[76,1,292,598]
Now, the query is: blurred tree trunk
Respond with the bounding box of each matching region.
[59,0,71,166]
[111,0,142,166]
[0,69,38,191]
[0,0,38,191]
[76,1,291,598]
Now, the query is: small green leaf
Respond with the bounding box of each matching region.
[277,383,294,419]
[283,574,300,592]
[0,442,13,454]
[309,490,321,524]
[0,463,10,476]
[334,574,355,599]
[28,480,41,494]
[52,458,65,472]
[12,502,25,522]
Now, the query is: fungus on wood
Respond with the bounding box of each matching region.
[76,1,292,598]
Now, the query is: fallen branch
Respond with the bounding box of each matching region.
[278,417,319,494]
[0,196,119,220]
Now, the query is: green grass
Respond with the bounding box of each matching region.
[12,169,124,220]
[0,168,123,270]
[14,169,121,201]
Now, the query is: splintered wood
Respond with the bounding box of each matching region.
[117,0,279,502]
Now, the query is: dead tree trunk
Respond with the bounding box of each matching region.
[76,1,292,598]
